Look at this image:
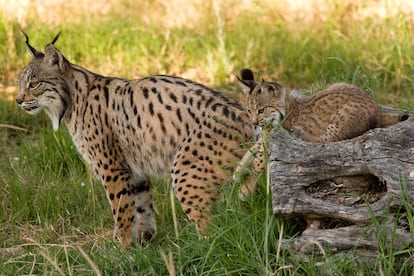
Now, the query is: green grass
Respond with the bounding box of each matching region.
[1,0,414,274]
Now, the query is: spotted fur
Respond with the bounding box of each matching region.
[16,32,253,246]
[234,68,408,200]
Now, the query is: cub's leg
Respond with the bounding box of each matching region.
[234,139,265,201]
[320,106,378,142]
[290,125,323,143]
[95,161,156,246]
[233,147,255,200]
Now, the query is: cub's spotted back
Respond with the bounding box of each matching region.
[239,69,407,143]
[234,68,408,200]
[16,32,253,246]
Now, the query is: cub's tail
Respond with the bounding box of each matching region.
[378,111,409,128]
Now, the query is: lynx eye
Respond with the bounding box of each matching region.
[258,108,265,114]
[28,82,40,89]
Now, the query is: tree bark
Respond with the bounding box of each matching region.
[269,117,414,255]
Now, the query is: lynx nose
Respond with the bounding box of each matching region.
[16,97,24,105]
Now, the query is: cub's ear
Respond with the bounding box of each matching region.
[240,68,254,81]
[43,32,66,72]
[237,68,256,95]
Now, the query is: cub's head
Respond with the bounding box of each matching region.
[16,31,71,131]
[238,68,287,128]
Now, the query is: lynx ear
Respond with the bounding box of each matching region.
[238,68,256,95]
[270,82,285,97]
[21,30,44,59]
[240,68,254,81]
[44,33,66,72]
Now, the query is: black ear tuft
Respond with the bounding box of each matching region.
[240,68,255,81]
[21,29,44,59]
[51,32,61,45]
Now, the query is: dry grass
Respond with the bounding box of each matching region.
[2,0,414,27]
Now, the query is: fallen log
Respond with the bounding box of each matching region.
[269,116,414,255]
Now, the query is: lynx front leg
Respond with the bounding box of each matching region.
[124,179,157,244]
[100,170,156,246]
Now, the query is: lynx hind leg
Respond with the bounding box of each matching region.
[171,144,230,234]
[171,171,217,234]
[235,140,265,201]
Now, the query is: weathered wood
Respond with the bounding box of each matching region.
[269,117,414,254]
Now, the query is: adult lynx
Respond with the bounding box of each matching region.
[16,32,253,246]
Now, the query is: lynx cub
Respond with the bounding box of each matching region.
[16,32,253,246]
[234,68,407,199]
